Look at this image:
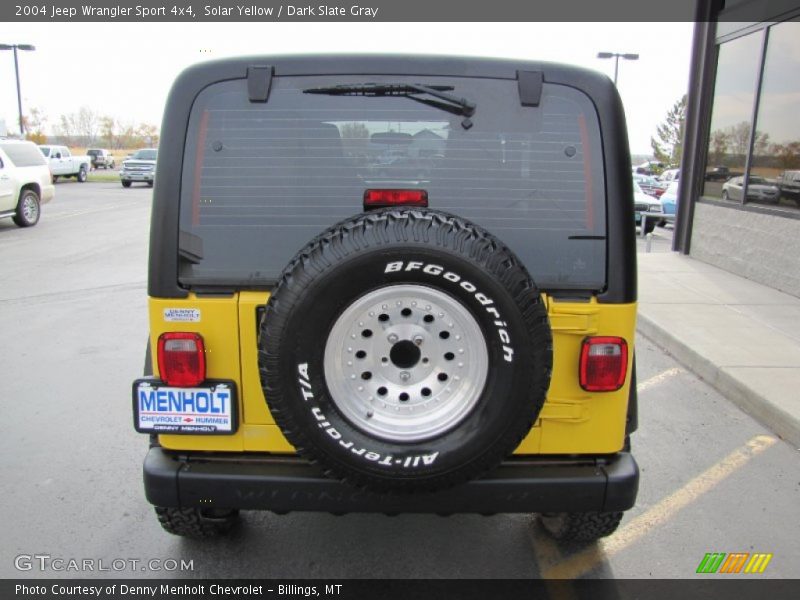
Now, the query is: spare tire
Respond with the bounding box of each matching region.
[259,209,552,493]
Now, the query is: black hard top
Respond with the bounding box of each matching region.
[149,54,636,302]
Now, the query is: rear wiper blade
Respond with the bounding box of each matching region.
[304,83,476,126]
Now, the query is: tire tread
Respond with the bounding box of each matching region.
[540,511,624,542]
[154,507,238,538]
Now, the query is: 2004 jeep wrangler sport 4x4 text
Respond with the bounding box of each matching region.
[133,55,640,541]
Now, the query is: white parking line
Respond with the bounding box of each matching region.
[542,434,778,579]
[48,205,127,221]
[638,367,683,393]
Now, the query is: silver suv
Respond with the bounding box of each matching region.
[87,148,115,170]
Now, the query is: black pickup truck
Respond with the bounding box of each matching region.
[705,166,740,182]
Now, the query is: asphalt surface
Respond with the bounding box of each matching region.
[0,183,798,580]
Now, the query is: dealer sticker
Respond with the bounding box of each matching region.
[163,308,200,322]
[133,380,236,434]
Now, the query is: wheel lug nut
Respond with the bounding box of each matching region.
[399,371,410,382]
[388,333,399,343]
[413,335,424,346]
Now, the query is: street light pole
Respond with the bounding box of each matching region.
[597,51,639,86]
[0,43,36,136]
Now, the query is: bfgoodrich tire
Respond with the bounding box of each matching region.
[155,507,239,538]
[259,209,552,493]
[539,511,624,543]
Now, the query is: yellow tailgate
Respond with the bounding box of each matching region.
[152,293,635,455]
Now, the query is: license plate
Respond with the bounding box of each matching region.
[132,379,237,435]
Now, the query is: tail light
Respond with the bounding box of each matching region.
[364,189,428,209]
[579,336,628,392]
[157,332,206,387]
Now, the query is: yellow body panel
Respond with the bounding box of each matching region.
[151,293,636,455]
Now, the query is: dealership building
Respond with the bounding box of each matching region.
[675,0,800,296]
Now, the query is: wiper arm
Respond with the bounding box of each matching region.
[304,83,476,126]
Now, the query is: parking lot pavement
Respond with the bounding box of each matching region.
[636,222,675,253]
[0,185,798,580]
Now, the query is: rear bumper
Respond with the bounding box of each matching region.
[143,447,639,514]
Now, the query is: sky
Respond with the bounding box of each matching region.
[0,22,694,155]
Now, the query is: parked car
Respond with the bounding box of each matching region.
[87,148,115,170]
[633,180,663,234]
[777,170,800,205]
[704,165,740,182]
[120,148,157,187]
[659,180,679,225]
[722,175,780,203]
[633,173,666,198]
[38,145,92,183]
[658,168,680,184]
[133,55,640,542]
[0,139,55,227]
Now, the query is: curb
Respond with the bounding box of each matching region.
[637,314,800,448]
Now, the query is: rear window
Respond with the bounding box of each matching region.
[178,75,607,291]
[0,142,47,167]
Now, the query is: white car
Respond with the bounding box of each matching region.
[633,180,663,234]
[658,168,680,184]
[0,139,55,227]
[722,175,780,203]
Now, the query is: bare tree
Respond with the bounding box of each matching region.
[100,115,117,148]
[116,120,138,149]
[54,113,77,146]
[727,121,752,157]
[136,123,159,147]
[75,106,100,146]
[770,141,800,170]
[708,129,730,165]
[752,130,771,158]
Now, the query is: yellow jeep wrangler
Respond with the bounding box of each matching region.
[134,55,639,541]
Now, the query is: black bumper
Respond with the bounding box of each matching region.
[144,448,639,514]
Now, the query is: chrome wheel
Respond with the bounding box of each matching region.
[21,193,39,223]
[323,284,488,442]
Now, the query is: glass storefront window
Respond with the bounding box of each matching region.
[702,31,762,200]
[747,20,800,211]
